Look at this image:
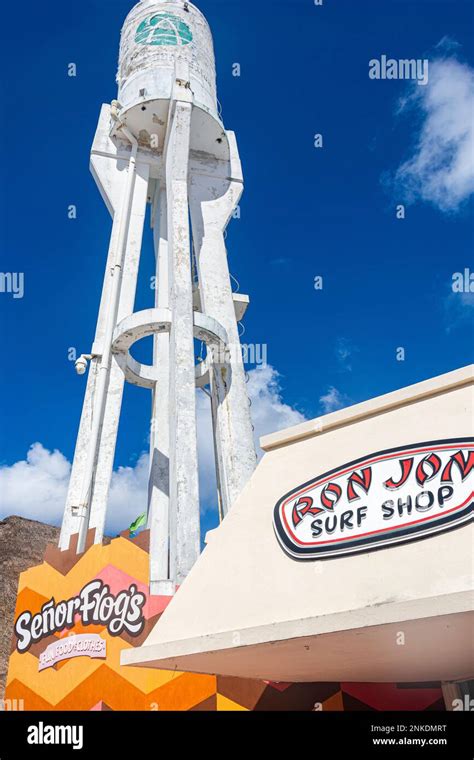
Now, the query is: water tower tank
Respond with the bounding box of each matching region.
[117,0,225,153]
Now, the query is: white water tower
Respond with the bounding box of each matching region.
[60,0,257,594]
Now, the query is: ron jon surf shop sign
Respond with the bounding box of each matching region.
[274,439,473,559]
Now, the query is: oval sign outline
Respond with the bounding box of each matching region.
[273,438,474,560]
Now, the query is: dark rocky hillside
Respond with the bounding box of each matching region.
[0,516,60,698]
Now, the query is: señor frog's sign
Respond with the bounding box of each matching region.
[14,581,146,655]
[273,439,474,560]
[38,634,106,672]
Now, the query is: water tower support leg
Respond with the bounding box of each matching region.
[189,133,256,516]
[166,99,201,585]
[149,184,173,595]
[89,161,150,543]
[60,158,149,550]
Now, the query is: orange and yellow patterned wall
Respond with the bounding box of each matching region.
[5,531,446,711]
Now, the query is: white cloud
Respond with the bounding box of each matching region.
[0,365,305,534]
[394,55,474,212]
[434,36,461,55]
[107,453,150,535]
[335,337,357,371]
[444,286,474,332]
[318,386,350,414]
[0,443,150,537]
[196,364,306,508]
[247,364,306,442]
[0,443,71,526]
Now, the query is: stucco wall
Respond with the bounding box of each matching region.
[124,366,473,681]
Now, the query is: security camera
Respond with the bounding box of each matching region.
[75,355,90,375]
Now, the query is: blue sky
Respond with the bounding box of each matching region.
[0,0,473,537]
